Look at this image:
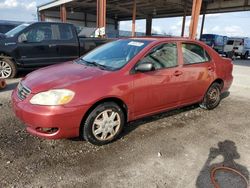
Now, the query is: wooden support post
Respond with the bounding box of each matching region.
[103,0,106,30]
[146,15,152,36]
[40,11,45,22]
[60,4,67,22]
[96,0,107,37]
[189,0,202,39]
[132,0,136,37]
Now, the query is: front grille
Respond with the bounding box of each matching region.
[17,82,31,100]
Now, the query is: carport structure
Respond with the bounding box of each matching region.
[38,0,250,38]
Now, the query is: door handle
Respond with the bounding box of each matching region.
[208,66,214,71]
[49,44,57,48]
[173,70,183,76]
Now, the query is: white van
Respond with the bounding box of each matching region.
[224,38,250,59]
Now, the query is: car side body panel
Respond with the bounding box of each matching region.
[12,37,234,139]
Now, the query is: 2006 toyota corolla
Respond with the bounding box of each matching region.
[12,38,233,145]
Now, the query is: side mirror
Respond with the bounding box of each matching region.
[18,34,27,43]
[135,62,154,72]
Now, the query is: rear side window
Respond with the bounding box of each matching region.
[140,43,178,70]
[227,40,234,45]
[182,43,210,65]
[58,25,73,40]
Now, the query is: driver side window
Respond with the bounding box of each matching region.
[140,43,178,70]
[19,24,53,43]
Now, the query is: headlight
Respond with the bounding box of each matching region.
[30,89,75,106]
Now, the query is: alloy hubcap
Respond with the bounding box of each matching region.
[208,88,219,105]
[92,109,121,141]
[0,60,12,78]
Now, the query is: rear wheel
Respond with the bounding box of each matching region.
[0,59,17,79]
[82,102,125,145]
[200,83,221,110]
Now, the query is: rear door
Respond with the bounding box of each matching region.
[56,24,79,62]
[179,42,215,103]
[132,42,185,118]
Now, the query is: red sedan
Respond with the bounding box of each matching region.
[12,38,233,145]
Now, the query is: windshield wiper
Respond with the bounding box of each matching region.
[81,59,108,70]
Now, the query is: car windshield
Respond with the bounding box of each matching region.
[5,23,30,37]
[79,39,151,70]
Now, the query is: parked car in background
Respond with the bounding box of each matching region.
[224,38,243,54]
[0,22,112,78]
[12,37,233,145]
[231,38,250,59]
[0,20,22,34]
[200,34,227,54]
[223,37,250,59]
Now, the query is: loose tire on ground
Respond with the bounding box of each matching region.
[0,58,17,79]
[82,102,125,145]
[200,83,222,110]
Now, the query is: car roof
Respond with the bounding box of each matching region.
[129,36,196,42]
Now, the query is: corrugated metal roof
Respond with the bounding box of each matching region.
[38,0,250,21]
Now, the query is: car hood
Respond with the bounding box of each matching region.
[22,62,110,93]
[0,36,16,47]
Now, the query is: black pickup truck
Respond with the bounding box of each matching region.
[0,22,111,78]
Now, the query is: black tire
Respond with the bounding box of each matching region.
[82,102,125,145]
[200,83,222,110]
[226,51,234,60]
[0,58,17,79]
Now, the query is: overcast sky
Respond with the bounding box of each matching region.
[0,0,250,37]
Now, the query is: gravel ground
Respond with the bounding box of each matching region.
[0,60,249,188]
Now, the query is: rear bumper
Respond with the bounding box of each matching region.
[12,90,90,139]
[222,76,233,93]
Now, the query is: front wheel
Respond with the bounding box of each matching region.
[82,102,125,145]
[200,83,221,110]
[0,58,17,79]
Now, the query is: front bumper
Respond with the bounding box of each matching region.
[12,90,90,139]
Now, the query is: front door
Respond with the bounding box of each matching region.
[132,42,185,118]
[16,23,59,67]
